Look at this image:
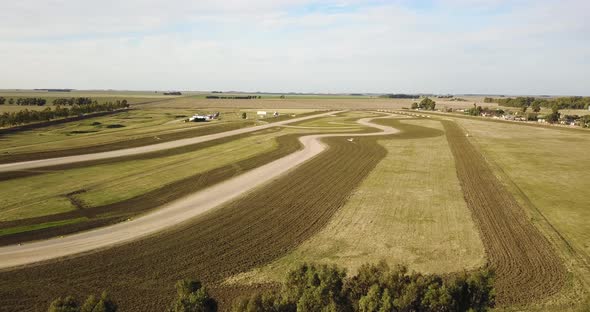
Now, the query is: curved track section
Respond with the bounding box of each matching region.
[0,111,338,173]
[0,114,399,270]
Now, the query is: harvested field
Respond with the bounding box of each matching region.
[443,120,566,306]
[0,123,389,311]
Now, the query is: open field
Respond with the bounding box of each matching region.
[226,117,486,284]
[452,117,590,308]
[443,120,567,306]
[0,108,318,162]
[0,111,374,243]
[0,129,282,221]
[0,113,371,244]
[0,115,391,311]
[142,96,488,110]
[0,107,586,311]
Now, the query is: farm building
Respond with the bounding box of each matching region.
[257,111,267,117]
[188,115,208,122]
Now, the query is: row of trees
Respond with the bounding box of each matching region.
[49,292,117,312]
[47,262,494,311]
[411,98,437,111]
[380,94,419,99]
[0,97,128,107]
[232,261,495,312]
[0,102,129,128]
[465,104,505,117]
[49,279,216,312]
[484,96,590,110]
[0,97,47,106]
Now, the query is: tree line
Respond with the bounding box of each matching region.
[0,97,47,106]
[484,96,590,110]
[380,94,419,99]
[49,278,217,312]
[47,262,495,312]
[233,261,494,312]
[0,101,129,128]
[0,96,128,107]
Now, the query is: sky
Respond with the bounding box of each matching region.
[1,0,589,95]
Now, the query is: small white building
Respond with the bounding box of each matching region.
[257,111,267,117]
[189,115,208,122]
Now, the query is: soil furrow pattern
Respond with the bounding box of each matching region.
[443,120,566,306]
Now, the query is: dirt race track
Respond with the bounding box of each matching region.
[443,120,566,306]
[0,115,398,311]
[0,111,333,172]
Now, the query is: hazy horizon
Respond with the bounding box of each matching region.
[1,0,589,95]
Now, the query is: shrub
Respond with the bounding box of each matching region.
[49,296,79,312]
[168,279,217,312]
[48,292,116,312]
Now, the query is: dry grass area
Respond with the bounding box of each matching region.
[143,96,487,110]
[226,118,486,284]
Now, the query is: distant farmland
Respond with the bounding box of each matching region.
[0,96,587,311]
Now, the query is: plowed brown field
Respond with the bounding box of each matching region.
[0,131,388,311]
[443,120,566,306]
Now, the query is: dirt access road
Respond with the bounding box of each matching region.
[0,114,399,270]
[0,111,337,172]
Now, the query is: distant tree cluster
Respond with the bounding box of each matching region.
[232,262,495,312]
[206,95,260,99]
[411,98,436,111]
[52,97,100,106]
[0,97,48,106]
[0,97,128,108]
[466,104,505,117]
[164,92,182,95]
[0,101,129,128]
[484,96,590,110]
[380,94,418,99]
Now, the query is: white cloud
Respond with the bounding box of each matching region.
[0,0,588,94]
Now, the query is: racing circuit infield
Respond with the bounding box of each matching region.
[0,114,568,311]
